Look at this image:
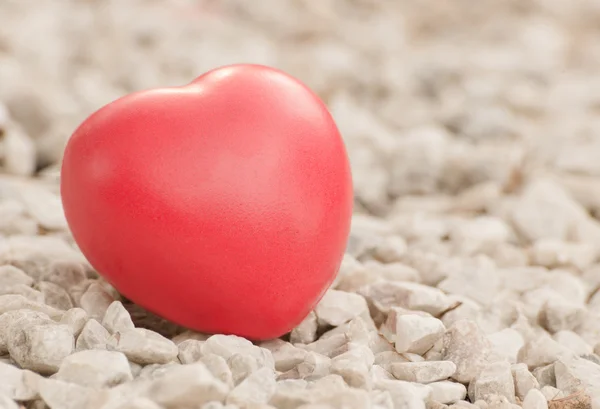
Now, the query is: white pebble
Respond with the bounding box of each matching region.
[487,329,524,364]
[0,265,33,287]
[0,294,63,319]
[202,334,274,369]
[511,363,540,401]
[107,328,178,365]
[147,363,229,407]
[76,318,110,351]
[390,361,456,384]
[227,367,276,408]
[8,323,74,375]
[381,308,445,354]
[429,381,467,404]
[36,281,73,310]
[359,281,453,316]
[178,339,205,364]
[290,311,318,344]
[79,281,114,320]
[0,309,53,354]
[442,320,492,384]
[102,301,135,334]
[59,307,88,337]
[201,354,234,388]
[314,290,369,327]
[468,361,515,403]
[38,378,104,409]
[521,389,548,409]
[54,349,133,387]
[260,339,308,372]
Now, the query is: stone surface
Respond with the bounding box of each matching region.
[53,349,133,387]
[522,389,548,409]
[261,339,307,372]
[178,339,205,364]
[59,308,88,337]
[8,323,74,375]
[429,381,467,404]
[488,329,524,364]
[290,312,318,344]
[147,363,229,407]
[554,355,600,397]
[381,308,445,354]
[518,335,573,370]
[390,361,456,384]
[0,265,33,287]
[107,328,178,365]
[226,368,276,408]
[201,354,234,388]
[511,363,540,401]
[468,361,516,403]
[36,280,73,310]
[76,318,110,351]
[102,301,135,334]
[441,320,492,384]
[79,282,114,321]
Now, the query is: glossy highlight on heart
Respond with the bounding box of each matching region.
[60,64,353,340]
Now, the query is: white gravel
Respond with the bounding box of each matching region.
[2,0,600,408]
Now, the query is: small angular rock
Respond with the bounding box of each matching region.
[227,367,276,408]
[102,301,135,334]
[79,281,114,320]
[297,352,331,380]
[390,361,456,383]
[314,290,369,327]
[41,261,87,290]
[60,308,88,337]
[0,294,63,319]
[381,308,445,354]
[468,361,515,403]
[202,334,274,369]
[517,335,572,369]
[260,339,307,372]
[0,309,53,354]
[107,328,178,365]
[552,331,592,356]
[54,349,133,387]
[359,281,453,316]
[442,320,492,384]
[171,330,210,345]
[76,318,110,351]
[0,265,33,287]
[147,363,229,407]
[178,339,204,364]
[228,353,261,385]
[488,329,524,364]
[330,348,372,389]
[522,389,548,409]
[8,323,74,375]
[429,381,467,404]
[38,378,103,409]
[291,311,318,344]
[511,363,540,401]
[201,354,234,388]
[115,398,163,409]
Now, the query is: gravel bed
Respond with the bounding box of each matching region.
[2,1,600,408]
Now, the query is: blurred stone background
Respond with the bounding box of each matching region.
[2,0,600,219]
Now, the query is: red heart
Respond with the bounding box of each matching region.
[60,64,353,340]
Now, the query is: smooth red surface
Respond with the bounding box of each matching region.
[61,64,353,340]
